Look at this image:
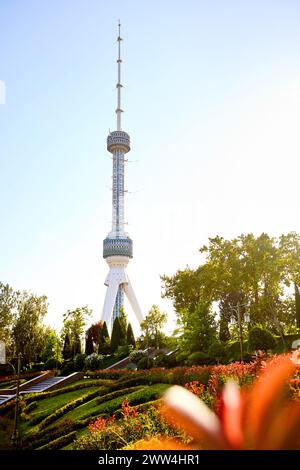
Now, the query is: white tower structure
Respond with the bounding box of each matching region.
[101,23,143,331]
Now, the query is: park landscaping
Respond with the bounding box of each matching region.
[1,353,299,450]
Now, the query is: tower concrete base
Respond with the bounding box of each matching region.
[101,256,143,330]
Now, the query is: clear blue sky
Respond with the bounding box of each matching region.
[1,0,300,334]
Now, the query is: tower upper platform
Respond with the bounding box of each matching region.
[107,130,130,153]
[103,236,133,258]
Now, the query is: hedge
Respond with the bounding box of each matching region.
[37,431,77,450]
[24,379,114,404]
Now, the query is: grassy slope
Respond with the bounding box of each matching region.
[20,380,169,449]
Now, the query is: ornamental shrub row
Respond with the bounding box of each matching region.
[36,387,109,430]
[37,431,77,450]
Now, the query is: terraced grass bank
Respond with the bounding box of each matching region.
[0,373,171,450]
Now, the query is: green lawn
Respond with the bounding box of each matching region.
[52,383,169,426]
[21,386,101,434]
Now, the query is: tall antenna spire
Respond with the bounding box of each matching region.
[116,21,123,131]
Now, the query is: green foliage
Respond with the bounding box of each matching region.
[162,232,300,333]
[98,322,110,355]
[72,403,175,451]
[126,323,136,348]
[41,327,62,363]
[136,356,154,370]
[37,431,77,450]
[85,329,94,355]
[74,353,86,371]
[140,305,168,348]
[61,360,74,376]
[248,326,277,351]
[154,353,177,368]
[129,350,147,364]
[295,284,300,329]
[45,357,60,370]
[12,292,48,365]
[174,351,189,365]
[186,351,210,366]
[61,306,92,359]
[62,333,72,360]
[110,317,126,352]
[208,341,226,362]
[0,282,18,349]
[179,302,217,354]
[116,344,133,359]
[84,353,103,371]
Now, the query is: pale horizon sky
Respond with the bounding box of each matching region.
[1,1,300,335]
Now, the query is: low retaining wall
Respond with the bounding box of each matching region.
[0,370,54,395]
[44,372,85,392]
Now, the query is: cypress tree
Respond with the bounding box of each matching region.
[110,317,126,353]
[126,323,136,348]
[98,321,111,355]
[85,328,94,355]
[62,333,72,360]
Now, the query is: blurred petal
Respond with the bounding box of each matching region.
[127,437,193,450]
[245,355,295,448]
[222,381,244,449]
[258,402,300,449]
[163,385,227,449]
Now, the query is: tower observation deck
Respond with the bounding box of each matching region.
[101,23,143,331]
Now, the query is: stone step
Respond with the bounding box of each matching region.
[0,395,13,405]
[23,376,66,393]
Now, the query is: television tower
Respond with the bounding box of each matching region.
[101,22,143,331]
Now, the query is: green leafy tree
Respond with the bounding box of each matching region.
[41,327,62,363]
[61,306,92,359]
[126,323,136,348]
[140,305,167,348]
[98,321,110,355]
[0,282,18,348]
[178,302,217,354]
[12,292,48,365]
[110,317,126,353]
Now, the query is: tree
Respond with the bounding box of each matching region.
[12,292,49,365]
[98,321,111,355]
[85,329,94,355]
[126,323,136,348]
[110,317,126,352]
[0,282,18,348]
[62,333,72,360]
[41,327,62,363]
[85,322,102,355]
[140,305,168,348]
[178,302,217,354]
[61,306,92,359]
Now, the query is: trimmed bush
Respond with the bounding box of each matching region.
[129,350,147,364]
[249,326,277,351]
[61,360,74,376]
[186,351,211,366]
[137,357,154,370]
[84,353,103,371]
[45,358,60,370]
[37,431,77,450]
[74,354,86,371]
[208,341,226,362]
